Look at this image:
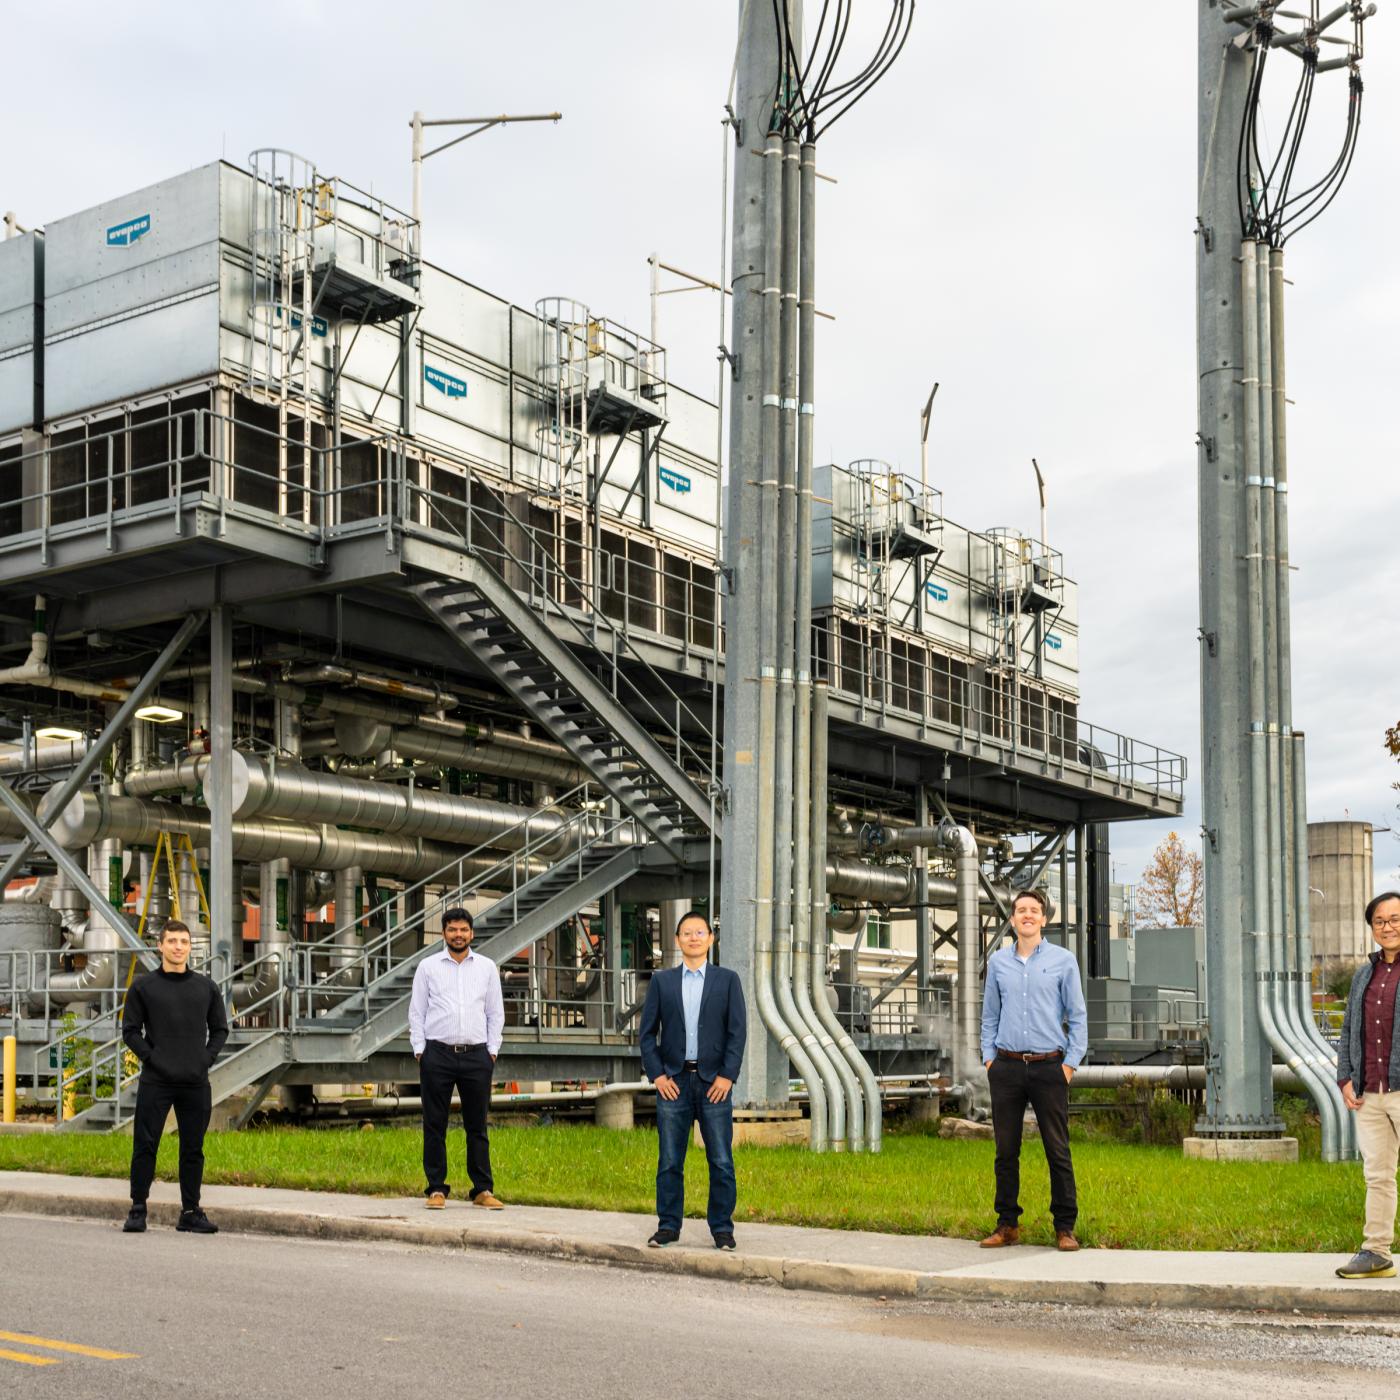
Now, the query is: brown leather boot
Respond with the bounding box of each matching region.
[979,1224,1020,1248]
[1056,1230,1081,1252]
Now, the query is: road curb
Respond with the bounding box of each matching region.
[3,1185,1396,1317]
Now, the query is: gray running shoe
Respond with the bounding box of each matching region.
[1335,1250,1396,1279]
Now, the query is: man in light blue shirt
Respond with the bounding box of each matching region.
[978,887,1087,1252]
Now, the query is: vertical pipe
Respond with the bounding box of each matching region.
[949,826,983,1119]
[809,682,876,1150]
[791,135,847,1150]
[754,122,825,1148]
[208,606,235,993]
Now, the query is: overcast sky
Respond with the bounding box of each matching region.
[4,2,1396,889]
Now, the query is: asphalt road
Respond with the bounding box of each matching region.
[3,1213,1399,1400]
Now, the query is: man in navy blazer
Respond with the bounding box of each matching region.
[638,909,746,1250]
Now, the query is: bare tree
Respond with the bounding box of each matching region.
[1137,831,1204,928]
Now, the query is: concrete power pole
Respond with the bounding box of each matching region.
[721,0,791,1108]
[1195,2,1280,1145]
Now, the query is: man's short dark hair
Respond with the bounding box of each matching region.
[1011,888,1048,915]
[1365,892,1400,926]
[674,909,712,939]
[442,907,474,930]
[160,919,191,941]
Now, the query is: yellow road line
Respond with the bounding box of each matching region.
[0,1330,137,1360]
[0,1347,59,1367]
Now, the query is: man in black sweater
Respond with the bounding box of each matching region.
[120,919,228,1234]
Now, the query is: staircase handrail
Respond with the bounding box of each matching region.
[398,451,717,803]
[44,945,290,1127]
[288,803,640,1020]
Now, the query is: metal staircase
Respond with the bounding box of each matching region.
[304,806,645,1060]
[413,566,713,859]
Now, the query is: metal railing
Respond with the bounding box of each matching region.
[0,398,1182,800]
[37,946,288,1129]
[287,789,640,1026]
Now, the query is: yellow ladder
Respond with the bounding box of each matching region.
[125,832,211,988]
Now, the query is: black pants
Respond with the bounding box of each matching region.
[988,1055,1077,1232]
[419,1041,494,1199]
[129,1073,212,1212]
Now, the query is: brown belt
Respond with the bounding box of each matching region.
[997,1049,1064,1063]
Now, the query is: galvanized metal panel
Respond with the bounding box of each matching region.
[0,230,40,434]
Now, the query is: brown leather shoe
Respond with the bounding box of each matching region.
[425,1191,446,1210]
[1056,1230,1081,1252]
[979,1224,1020,1248]
[472,1191,505,1210]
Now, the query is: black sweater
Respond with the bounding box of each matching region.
[122,968,229,1085]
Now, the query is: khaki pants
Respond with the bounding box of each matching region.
[1354,1090,1400,1257]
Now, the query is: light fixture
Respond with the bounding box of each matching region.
[35,726,84,742]
[134,704,184,724]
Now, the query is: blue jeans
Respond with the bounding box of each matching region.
[655,1070,736,1235]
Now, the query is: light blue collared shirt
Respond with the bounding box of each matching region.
[681,962,707,1062]
[980,939,1087,1068]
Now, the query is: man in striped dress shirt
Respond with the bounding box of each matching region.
[409,907,505,1210]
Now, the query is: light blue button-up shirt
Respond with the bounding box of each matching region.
[681,963,707,1061]
[980,939,1087,1068]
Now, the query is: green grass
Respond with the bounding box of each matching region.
[0,1121,1365,1252]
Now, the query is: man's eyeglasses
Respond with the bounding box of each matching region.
[1373,916,1400,931]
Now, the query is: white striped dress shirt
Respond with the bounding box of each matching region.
[408,947,504,1057]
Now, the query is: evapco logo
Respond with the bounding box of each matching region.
[925,581,949,603]
[658,465,691,495]
[106,214,151,248]
[424,365,467,398]
[1044,633,1063,651]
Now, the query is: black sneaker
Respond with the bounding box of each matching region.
[1336,1249,1395,1279]
[122,1203,147,1234]
[176,1208,219,1235]
[712,1232,737,1251]
[647,1229,680,1248]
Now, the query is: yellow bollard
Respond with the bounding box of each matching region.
[2,1035,16,1124]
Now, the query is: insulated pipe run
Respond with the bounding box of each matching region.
[329,715,585,788]
[752,123,826,1149]
[233,861,292,1011]
[42,791,531,885]
[810,682,880,1151]
[121,753,595,858]
[787,132,846,1152]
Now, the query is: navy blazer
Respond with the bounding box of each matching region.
[639,962,746,1084]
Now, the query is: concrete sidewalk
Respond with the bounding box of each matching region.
[3,1168,1396,1317]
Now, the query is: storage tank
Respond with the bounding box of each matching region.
[0,901,63,950]
[1308,821,1374,966]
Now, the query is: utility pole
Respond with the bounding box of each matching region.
[721,0,791,1108]
[1195,0,1285,1149]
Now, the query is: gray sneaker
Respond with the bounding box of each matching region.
[1335,1250,1396,1279]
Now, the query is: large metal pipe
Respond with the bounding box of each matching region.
[788,131,846,1152]
[329,715,584,788]
[1241,240,1339,1162]
[752,120,825,1149]
[936,822,985,1120]
[41,790,525,885]
[0,739,93,777]
[122,753,586,857]
[810,682,881,1151]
